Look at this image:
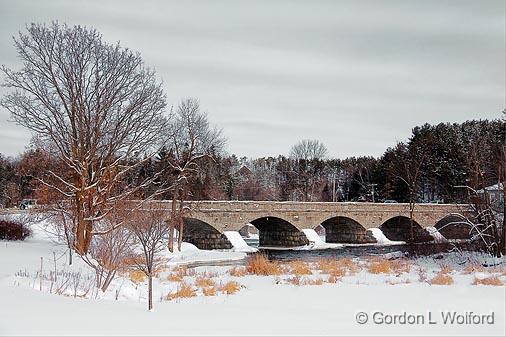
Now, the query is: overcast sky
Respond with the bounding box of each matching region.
[0,0,504,159]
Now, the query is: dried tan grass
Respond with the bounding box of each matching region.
[220,281,241,294]
[390,259,411,275]
[489,266,506,276]
[168,265,197,282]
[368,260,392,274]
[316,258,339,274]
[246,254,283,276]
[229,266,247,277]
[462,263,485,275]
[288,275,301,286]
[366,258,410,275]
[439,264,453,275]
[167,273,184,282]
[288,276,324,286]
[202,286,217,296]
[336,258,360,274]
[129,270,146,284]
[472,276,504,286]
[316,258,357,276]
[429,272,454,285]
[197,270,218,278]
[288,261,312,275]
[167,282,197,300]
[327,274,341,283]
[306,278,324,286]
[195,277,215,288]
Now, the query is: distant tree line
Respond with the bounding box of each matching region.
[1,119,503,208]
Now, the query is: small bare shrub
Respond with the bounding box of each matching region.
[417,267,428,283]
[0,219,32,240]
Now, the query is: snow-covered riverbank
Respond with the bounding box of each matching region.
[0,218,504,336]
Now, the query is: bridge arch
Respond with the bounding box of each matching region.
[379,216,433,243]
[247,216,309,248]
[182,218,232,250]
[320,216,376,244]
[435,215,471,240]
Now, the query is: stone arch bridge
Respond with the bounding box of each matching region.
[158,201,472,249]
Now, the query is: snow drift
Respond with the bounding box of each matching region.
[369,228,405,245]
[425,226,448,243]
[223,231,258,253]
[301,229,342,250]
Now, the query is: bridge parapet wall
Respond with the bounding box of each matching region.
[181,201,471,233]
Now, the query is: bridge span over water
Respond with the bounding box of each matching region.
[164,201,472,249]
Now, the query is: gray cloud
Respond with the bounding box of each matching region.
[0,0,503,159]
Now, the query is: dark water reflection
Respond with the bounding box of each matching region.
[261,243,470,262]
[253,239,475,262]
[185,239,476,268]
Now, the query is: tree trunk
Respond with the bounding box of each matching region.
[409,190,415,242]
[177,187,187,252]
[177,198,183,252]
[168,192,178,252]
[101,270,116,292]
[502,193,506,255]
[74,196,86,255]
[148,274,153,311]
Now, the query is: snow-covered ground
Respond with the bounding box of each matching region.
[166,241,247,266]
[0,217,505,336]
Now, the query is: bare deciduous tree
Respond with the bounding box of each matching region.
[289,139,328,161]
[1,22,169,255]
[387,142,426,242]
[82,213,134,292]
[289,139,327,201]
[162,98,225,252]
[125,206,168,311]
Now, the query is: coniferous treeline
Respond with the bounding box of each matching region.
[0,119,504,207]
